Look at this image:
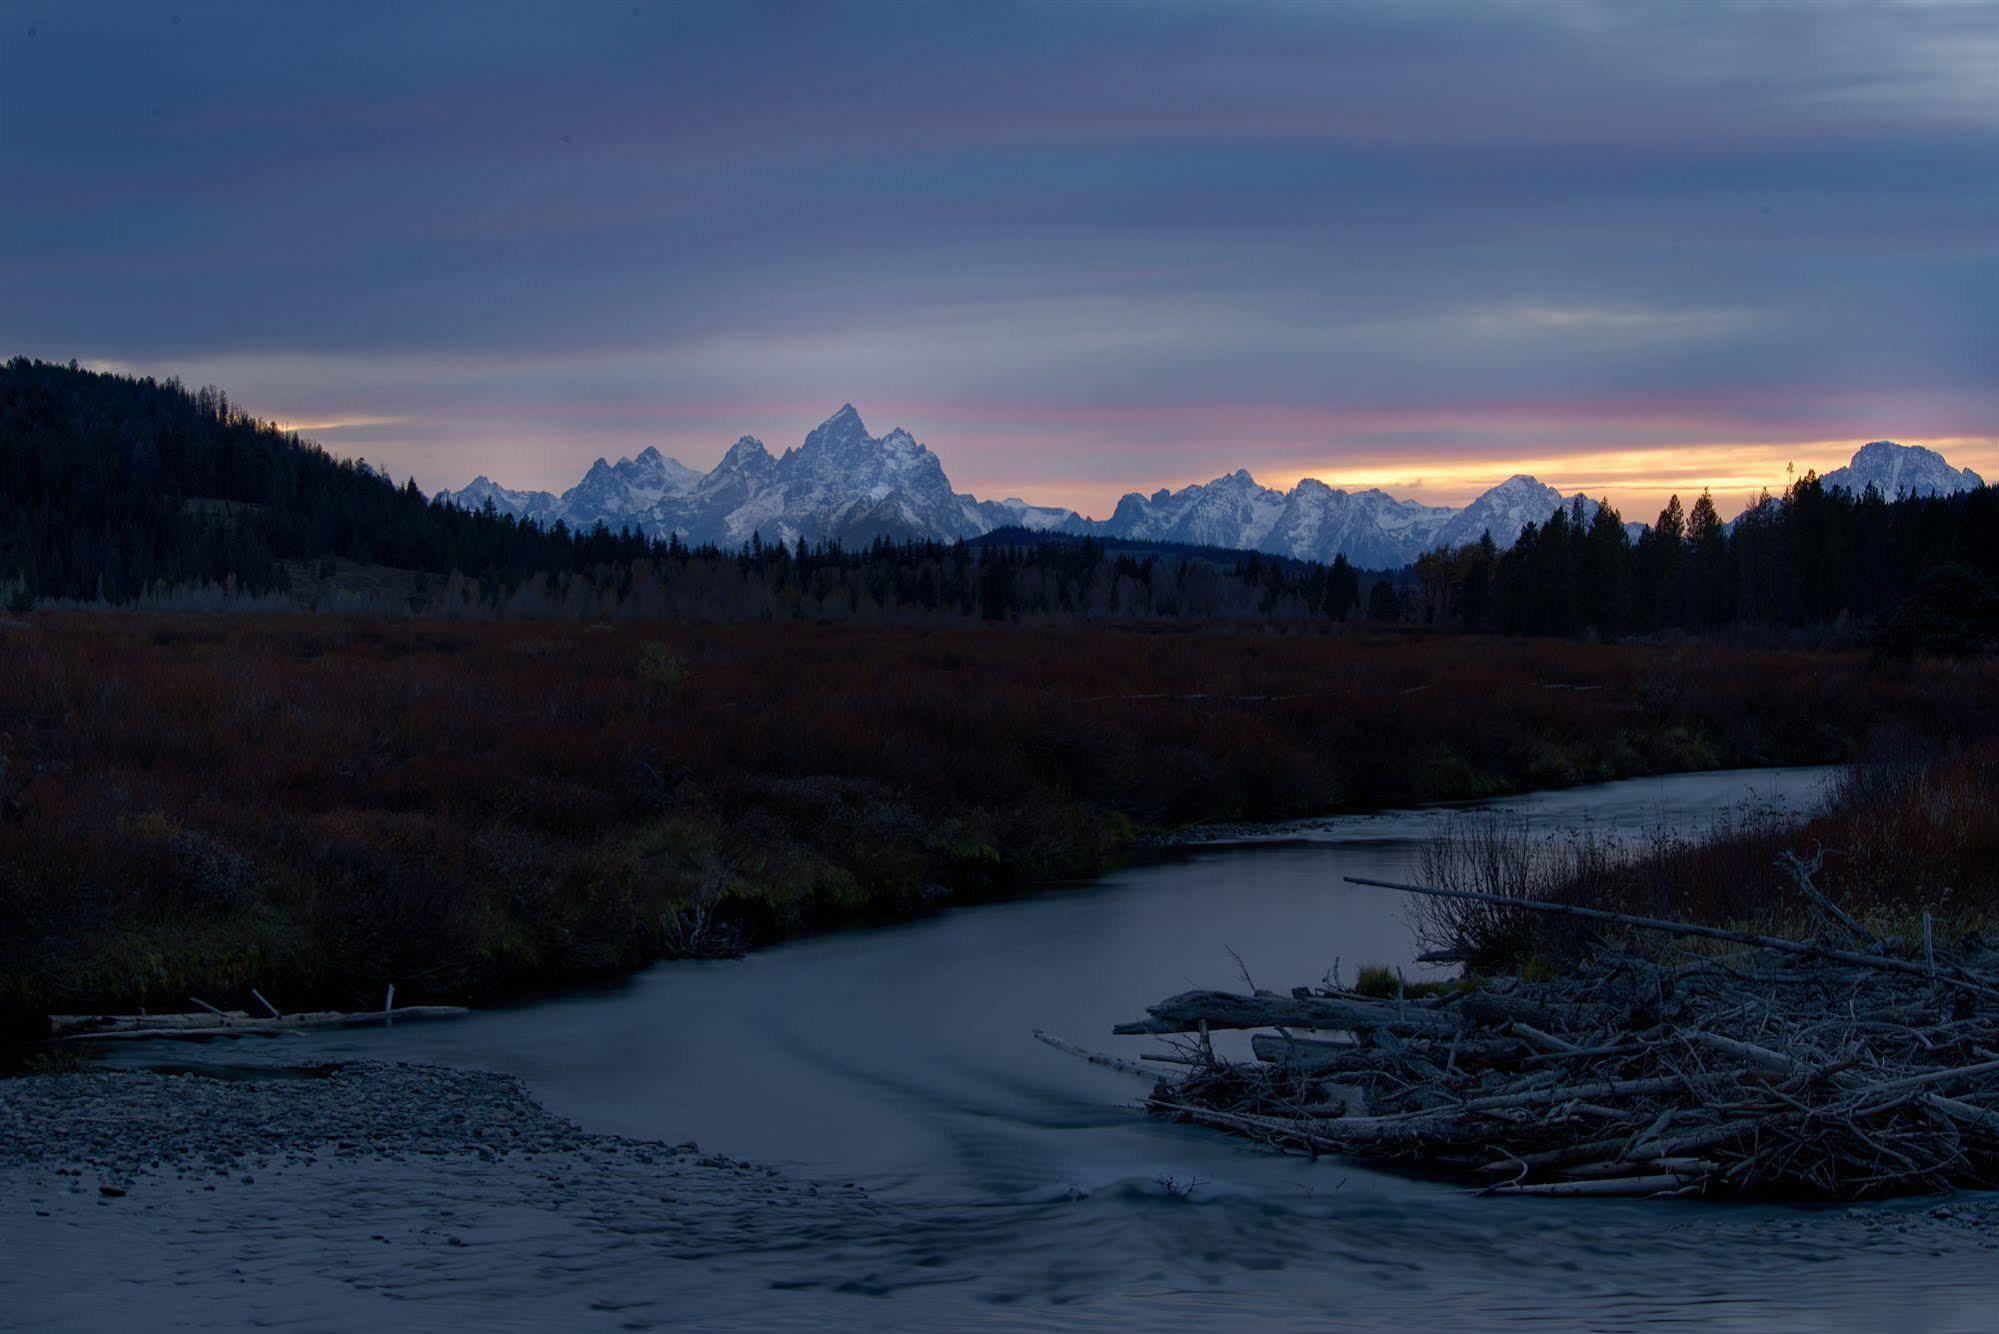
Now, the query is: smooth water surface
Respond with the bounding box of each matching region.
[103,765,1999,1329]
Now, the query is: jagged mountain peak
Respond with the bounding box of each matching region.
[436,474,562,523]
[1823,440,1982,498]
[438,428,1983,569]
[720,434,772,465]
[802,403,869,447]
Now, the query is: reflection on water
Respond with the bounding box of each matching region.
[107,765,1999,1328]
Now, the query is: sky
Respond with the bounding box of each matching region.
[3,0,1996,521]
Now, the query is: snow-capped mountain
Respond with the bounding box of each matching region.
[438,405,1013,548]
[1097,471,1457,567]
[1820,440,1983,499]
[1102,469,1293,550]
[439,475,561,523]
[972,496,1087,533]
[438,410,1980,567]
[557,447,704,532]
[446,447,705,531]
[436,404,1605,564]
[1430,476,1577,551]
[740,404,989,545]
[1089,469,1612,566]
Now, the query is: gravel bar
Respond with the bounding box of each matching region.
[0,1062,686,1185]
[0,1061,910,1331]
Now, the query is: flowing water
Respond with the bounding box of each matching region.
[80,766,1999,1329]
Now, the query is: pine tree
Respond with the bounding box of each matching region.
[1686,490,1729,626]
[1368,579,1401,622]
[1323,553,1360,620]
[1579,499,1631,633]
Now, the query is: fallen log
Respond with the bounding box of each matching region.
[1454,1074,1685,1114]
[49,1005,470,1041]
[1251,1030,1533,1073]
[1778,849,1879,947]
[51,1011,256,1033]
[1032,1029,1155,1080]
[1683,1030,1800,1076]
[1483,1173,1694,1198]
[1343,876,1999,1002]
[1115,988,1456,1037]
[1926,1094,1999,1134]
[1251,1033,1383,1073]
[1150,1100,1456,1150]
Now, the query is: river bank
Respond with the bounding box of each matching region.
[1431,738,1999,972]
[11,1058,1996,1334]
[13,770,1999,1330]
[1125,745,1999,1203]
[6,613,1993,1037]
[0,1061,901,1331]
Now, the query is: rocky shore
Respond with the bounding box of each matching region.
[0,1061,903,1331]
[0,1062,707,1188]
[5,1054,1999,1330]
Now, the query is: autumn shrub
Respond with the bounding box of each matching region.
[1423,735,1999,971]
[0,612,1992,1034]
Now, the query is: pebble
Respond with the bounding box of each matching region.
[0,1062,647,1192]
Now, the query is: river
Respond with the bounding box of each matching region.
[69,764,1999,1330]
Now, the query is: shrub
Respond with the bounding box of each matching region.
[0,611,1990,1033]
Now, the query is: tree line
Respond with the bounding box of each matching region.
[0,359,1376,622]
[6,358,1993,649]
[425,531,1375,624]
[1407,478,1999,652]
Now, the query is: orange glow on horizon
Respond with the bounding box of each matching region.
[1254,436,1999,520]
[958,436,1998,523]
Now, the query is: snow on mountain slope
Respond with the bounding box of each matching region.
[441,407,1020,548]
[750,407,985,544]
[1090,470,1585,566]
[555,446,704,531]
[1099,469,1292,550]
[973,496,1089,533]
[1256,478,1455,568]
[436,411,1599,566]
[435,475,563,524]
[1428,476,1605,551]
[1820,441,1983,499]
[437,423,1984,566]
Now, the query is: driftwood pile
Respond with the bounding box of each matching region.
[1106,874,1999,1200]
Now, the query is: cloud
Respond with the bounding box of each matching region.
[5,0,1994,514]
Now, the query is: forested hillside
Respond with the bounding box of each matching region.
[0,358,663,604]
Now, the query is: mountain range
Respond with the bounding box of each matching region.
[438,409,1981,568]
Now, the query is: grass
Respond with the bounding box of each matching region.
[1349,963,1461,1000]
[1415,736,1999,971]
[1,611,1994,1037]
